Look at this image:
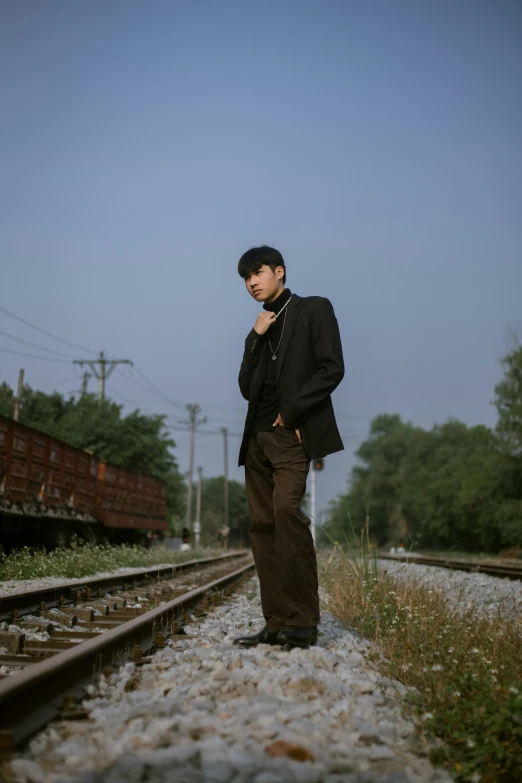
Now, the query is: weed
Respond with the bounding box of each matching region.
[321,536,522,783]
[0,542,220,581]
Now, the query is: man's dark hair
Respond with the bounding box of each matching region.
[238,245,286,284]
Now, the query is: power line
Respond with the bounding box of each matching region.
[114,369,162,396]
[105,379,184,411]
[168,422,365,440]
[0,346,71,362]
[100,376,392,431]
[133,365,185,409]
[106,385,135,403]
[115,366,185,409]
[105,389,243,434]
[109,385,172,410]
[0,305,96,355]
[187,428,362,443]
[168,424,243,438]
[100,370,373,444]
[0,328,77,359]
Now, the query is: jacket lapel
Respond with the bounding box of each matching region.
[276,295,300,381]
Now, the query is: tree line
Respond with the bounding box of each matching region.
[321,344,522,553]
[4,340,520,554]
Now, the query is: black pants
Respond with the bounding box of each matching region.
[244,427,320,629]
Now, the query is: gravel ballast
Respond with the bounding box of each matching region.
[378,557,522,623]
[5,557,519,782]
[5,578,452,783]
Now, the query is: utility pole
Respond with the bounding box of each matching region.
[178,404,207,531]
[73,351,133,401]
[194,466,203,547]
[80,372,91,397]
[310,462,316,544]
[220,427,229,532]
[13,368,24,422]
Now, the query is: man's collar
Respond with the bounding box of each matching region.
[263,288,292,314]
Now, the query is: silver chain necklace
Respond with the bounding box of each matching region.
[268,295,292,361]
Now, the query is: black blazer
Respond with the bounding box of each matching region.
[238,294,345,466]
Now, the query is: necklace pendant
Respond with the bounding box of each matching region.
[271,354,277,361]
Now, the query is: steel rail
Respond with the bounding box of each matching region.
[0,560,255,748]
[0,551,248,622]
[377,552,522,580]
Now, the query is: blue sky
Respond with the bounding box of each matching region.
[1,0,521,521]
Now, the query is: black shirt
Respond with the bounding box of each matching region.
[251,288,293,435]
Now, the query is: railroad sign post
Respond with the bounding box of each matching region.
[194,466,203,546]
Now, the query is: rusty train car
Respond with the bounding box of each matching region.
[0,414,168,552]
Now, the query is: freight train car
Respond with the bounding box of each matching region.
[0,415,168,552]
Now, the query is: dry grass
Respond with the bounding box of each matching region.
[321,540,522,783]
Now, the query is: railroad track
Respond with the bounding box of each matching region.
[377,552,522,580]
[0,552,255,748]
[0,552,248,623]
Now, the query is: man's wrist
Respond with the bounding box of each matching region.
[279,403,296,428]
[246,328,263,355]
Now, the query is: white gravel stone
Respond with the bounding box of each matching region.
[366,745,396,761]
[253,773,283,783]
[107,753,145,781]
[9,578,454,783]
[10,758,46,783]
[378,558,522,623]
[200,761,235,782]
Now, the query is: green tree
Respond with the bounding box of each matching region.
[401,422,519,551]
[494,343,522,456]
[323,415,521,553]
[165,470,186,526]
[0,382,14,416]
[319,415,422,547]
[197,476,250,546]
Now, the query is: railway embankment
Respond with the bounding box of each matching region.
[377,557,522,623]
[4,577,451,783]
[1,551,521,782]
[322,550,522,783]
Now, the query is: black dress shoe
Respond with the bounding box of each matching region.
[281,626,318,649]
[233,625,285,647]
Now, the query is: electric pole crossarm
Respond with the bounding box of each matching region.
[195,466,203,547]
[105,359,132,382]
[73,352,133,401]
[73,361,100,378]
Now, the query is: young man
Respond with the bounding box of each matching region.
[234,246,344,650]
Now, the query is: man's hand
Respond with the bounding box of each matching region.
[273,413,302,444]
[254,311,276,335]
